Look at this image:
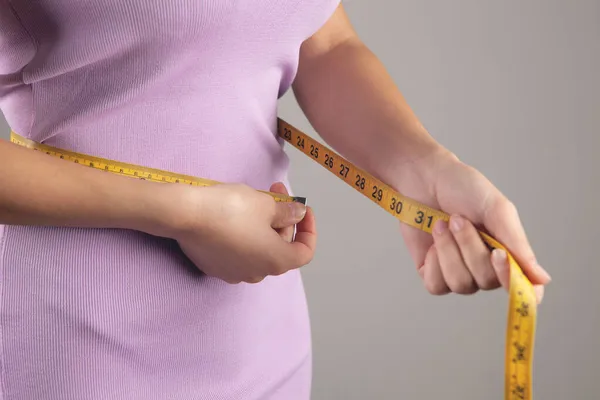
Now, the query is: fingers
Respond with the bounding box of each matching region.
[420,245,450,295]
[241,182,316,282]
[424,214,505,295]
[422,212,546,305]
[490,248,545,304]
[483,195,551,285]
[432,219,478,294]
[534,285,545,304]
[286,206,317,266]
[245,276,265,284]
[237,205,316,283]
[269,182,296,242]
[490,248,511,291]
[273,206,317,272]
[400,223,433,273]
[449,215,500,290]
[270,182,307,229]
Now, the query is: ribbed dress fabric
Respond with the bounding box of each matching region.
[0,1,340,399]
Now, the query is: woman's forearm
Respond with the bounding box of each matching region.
[292,37,451,188]
[0,139,175,236]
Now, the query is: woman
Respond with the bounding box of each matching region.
[0,1,551,399]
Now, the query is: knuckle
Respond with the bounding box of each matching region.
[479,281,499,291]
[477,270,500,290]
[274,202,291,219]
[223,190,246,211]
[493,196,518,219]
[446,274,477,294]
[452,221,475,242]
[454,285,477,295]
[505,198,518,213]
[245,276,265,284]
[267,260,287,276]
[434,233,455,251]
[466,286,479,295]
[460,283,478,295]
[298,251,314,266]
[502,199,518,218]
[425,279,448,295]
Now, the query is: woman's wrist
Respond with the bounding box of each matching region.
[400,141,458,191]
[137,182,221,241]
[128,182,192,239]
[371,126,457,197]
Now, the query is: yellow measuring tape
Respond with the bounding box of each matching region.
[10,118,536,400]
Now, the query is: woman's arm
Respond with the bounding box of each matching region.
[0,138,176,237]
[292,4,551,297]
[0,136,317,284]
[292,6,445,189]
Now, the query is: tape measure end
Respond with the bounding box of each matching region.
[292,196,307,205]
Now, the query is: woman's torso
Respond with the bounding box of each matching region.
[0,1,339,399]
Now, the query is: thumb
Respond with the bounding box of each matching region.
[270,182,307,229]
[483,195,551,286]
[491,248,546,304]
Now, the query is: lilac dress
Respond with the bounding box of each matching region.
[0,1,340,398]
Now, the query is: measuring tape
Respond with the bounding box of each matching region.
[10,118,536,400]
[277,119,537,400]
[9,131,306,205]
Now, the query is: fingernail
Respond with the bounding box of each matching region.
[433,220,448,235]
[536,264,552,282]
[292,202,307,220]
[535,285,545,304]
[492,249,507,266]
[449,215,464,232]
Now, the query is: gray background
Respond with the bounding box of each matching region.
[2,0,598,399]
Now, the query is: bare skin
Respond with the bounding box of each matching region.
[292,4,550,301]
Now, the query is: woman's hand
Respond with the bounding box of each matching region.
[170,182,317,284]
[0,136,315,285]
[395,149,551,303]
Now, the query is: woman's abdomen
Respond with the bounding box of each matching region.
[0,225,311,399]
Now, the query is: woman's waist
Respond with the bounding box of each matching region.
[23,124,290,190]
[0,225,301,296]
